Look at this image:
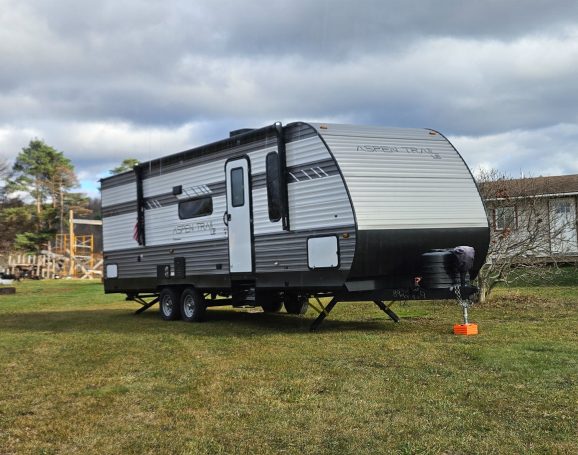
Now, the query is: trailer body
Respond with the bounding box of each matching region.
[101,122,489,321]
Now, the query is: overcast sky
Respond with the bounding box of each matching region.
[1,0,577,196]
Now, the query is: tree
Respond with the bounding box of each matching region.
[110,158,139,175]
[0,202,36,252]
[476,169,572,302]
[2,140,81,252]
[7,139,78,230]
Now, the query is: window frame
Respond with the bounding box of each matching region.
[493,206,517,231]
[178,195,213,220]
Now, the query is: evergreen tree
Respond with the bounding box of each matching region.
[3,140,79,251]
[110,158,139,175]
[7,139,78,228]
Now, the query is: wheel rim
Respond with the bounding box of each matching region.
[183,294,195,318]
[161,294,174,316]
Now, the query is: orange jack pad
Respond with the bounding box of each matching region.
[453,323,478,335]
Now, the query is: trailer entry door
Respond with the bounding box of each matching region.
[225,158,253,272]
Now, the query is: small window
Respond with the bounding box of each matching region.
[231,167,245,207]
[178,196,213,219]
[555,201,571,216]
[494,206,516,230]
[266,152,281,222]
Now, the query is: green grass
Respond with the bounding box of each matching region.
[0,281,577,454]
[500,264,578,287]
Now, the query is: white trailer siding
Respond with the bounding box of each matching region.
[101,182,136,207]
[102,212,138,251]
[314,123,488,231]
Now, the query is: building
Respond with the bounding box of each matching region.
[480,174,578,260]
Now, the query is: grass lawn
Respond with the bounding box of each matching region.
[0,280,576,454]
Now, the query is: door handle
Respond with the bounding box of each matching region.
[223,211,231,226]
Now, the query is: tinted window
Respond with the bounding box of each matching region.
[178,196,213,219]
[266,152,281,222]
[231,167,244,207]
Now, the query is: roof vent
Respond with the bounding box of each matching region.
[229,128,254,138]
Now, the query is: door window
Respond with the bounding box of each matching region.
[231,167,245,207]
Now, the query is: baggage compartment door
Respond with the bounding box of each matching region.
[225,157,253,273]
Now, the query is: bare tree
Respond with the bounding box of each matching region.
[476,169,575,302]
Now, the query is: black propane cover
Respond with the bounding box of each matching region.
[452,246,475,285]
[420,246,476,289]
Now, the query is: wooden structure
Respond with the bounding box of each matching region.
[5,253,65,279]
[3,210,103,280]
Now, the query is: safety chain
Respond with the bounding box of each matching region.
[452,284,474,325]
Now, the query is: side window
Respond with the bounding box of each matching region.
[231,167,245,207]
[178,196,213,219]
[266,152,281,222]
[494,206,516,230]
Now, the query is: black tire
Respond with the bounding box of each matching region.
[257,290,283,313]
[261,301,283,313]
[284,293,309,315]
[180,287,206,322]
[159,287,181,321]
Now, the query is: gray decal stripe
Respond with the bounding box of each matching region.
[102,157,339,217]
[254,225,356,273]
[105,237,230,279]
[104,225,355,279]
[102,200,137,218]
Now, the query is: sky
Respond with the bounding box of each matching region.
[1,0,577,197]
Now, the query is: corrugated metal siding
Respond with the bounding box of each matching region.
[254,226,355,272]
[288,177,355,231]
[143,158,225,198]
[252,187,284,236]
[101,182,137,208]
[102,212,138,251]
[313,123,488,230]
[105,238,229,279]
[286,136,332,166]
[145,196,227,246]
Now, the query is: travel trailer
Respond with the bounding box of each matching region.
[101,122,489,329]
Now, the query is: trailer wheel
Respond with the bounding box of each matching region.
[257,291,283,313]
[284,293,309,315]
[180,287,206,322]
[159,288,181,321]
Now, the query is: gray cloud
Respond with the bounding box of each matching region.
[1,0,578,196]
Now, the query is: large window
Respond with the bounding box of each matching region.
[494,206,517,230]
[231,167,245,207]
[178,196,213,219]
[266,152,281,222]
